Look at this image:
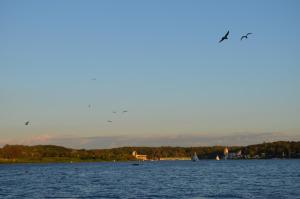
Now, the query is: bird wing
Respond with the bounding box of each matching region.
[225,31,229,37]
[246,33,252,36]
[219,31,229,43]
[241,36,246,40]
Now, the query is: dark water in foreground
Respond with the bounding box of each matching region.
[0,160,300,199]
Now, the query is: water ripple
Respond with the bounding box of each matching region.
[0,160,300,199]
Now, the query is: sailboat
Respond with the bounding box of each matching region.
[216,155,220,161]
[191,152,199,162]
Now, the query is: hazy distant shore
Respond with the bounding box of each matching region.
[0,141,299,164]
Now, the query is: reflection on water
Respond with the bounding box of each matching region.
[0,160,299,199]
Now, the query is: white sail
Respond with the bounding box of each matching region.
[191,152,199,161]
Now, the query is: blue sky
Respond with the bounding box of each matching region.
[0,1,300,147]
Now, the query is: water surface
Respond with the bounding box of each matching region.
[0,160,299,199]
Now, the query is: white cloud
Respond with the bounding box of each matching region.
[1,132,299,149]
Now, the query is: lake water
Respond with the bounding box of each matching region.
[0,160,300,199]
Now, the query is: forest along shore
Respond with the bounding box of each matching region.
[0,141,299,163]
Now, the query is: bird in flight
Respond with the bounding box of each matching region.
[112,111,117,114]
[25,121,30,126]
[122,110,128,113]
[107,120,113,123]
[219,31,229,43]
[240,33,252,41]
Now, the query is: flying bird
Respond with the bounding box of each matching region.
[240,33,252,41]
[122,110,128,113]
[219,30,229,43]
[107,120,113,123]
[112,111,117,114]
[25,121,30,126]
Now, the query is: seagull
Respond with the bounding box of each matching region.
[219,30,229,43]
[240,33,252,41]
[107,120,113,123]
[25,121,30,126]
[122,110,128,113]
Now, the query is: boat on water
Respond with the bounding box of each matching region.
[216,155,220,161]
[191,152,199,162]
[132,163,140,166]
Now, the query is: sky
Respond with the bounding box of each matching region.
[1,0,300,148]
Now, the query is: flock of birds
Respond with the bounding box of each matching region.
[24,82,129,126]
[107,110,128,123]
[219,30,253,43]
[25,107,128,126]
[24,30,252,126]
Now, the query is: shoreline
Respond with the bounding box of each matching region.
[1,158,298,164]
[1,141,299,164]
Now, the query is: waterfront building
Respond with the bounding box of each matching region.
[132,151,147,161]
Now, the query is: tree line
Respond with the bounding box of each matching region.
[0,141,299,163]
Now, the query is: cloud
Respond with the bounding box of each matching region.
[25,134,52,144]
[1,131,299,149]
[0,134,53,146]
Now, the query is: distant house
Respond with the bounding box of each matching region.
[236,150,242,158]
[228,153,237,159]
[132,151,147,161]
